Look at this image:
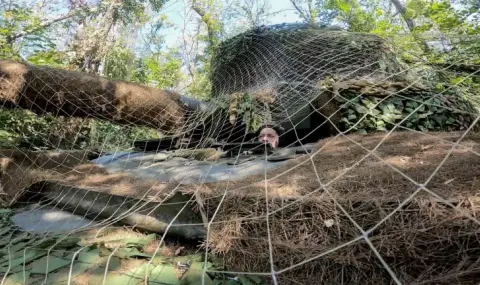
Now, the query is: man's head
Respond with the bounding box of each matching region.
[258,127,279,149]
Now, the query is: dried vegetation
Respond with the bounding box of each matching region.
[1,131,480,284]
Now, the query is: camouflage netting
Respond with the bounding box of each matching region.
[1,23,480,285]
[2,132,480,284]
[199,131,480,284]
[211,24,414,94]
[207,24,477,138]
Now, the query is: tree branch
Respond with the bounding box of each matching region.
[429,62,480,74]
[192,0,218,51]
[9,6,95,41]
[0,60,190,135]
[390,0,430,52]
[289,0,311,25]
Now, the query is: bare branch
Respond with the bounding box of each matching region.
[289,0,311,24]
[9,6,96,41]
[390,0,431,52]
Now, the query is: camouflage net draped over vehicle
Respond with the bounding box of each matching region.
[1,23,480,285]
[207,25,477,137]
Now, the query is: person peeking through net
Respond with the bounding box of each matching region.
[258,125,284,150]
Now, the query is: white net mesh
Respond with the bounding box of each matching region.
[1,23,480,285]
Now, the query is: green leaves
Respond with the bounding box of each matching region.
[0,219,257,285]
[0,209,12,215]
[0,108,160,151]
[30,256,72,274]
[131,51,184,89]
[111,247,153,259]
[180,262,214,285]
[123,233,157,247]
[234,93,268,133]
[336,86,475,134]
[3,271,31,285]
[88,272,142,285]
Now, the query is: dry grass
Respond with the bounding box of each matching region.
[2,131,480,284]
[0,149,94,203]
[193,131,480,284]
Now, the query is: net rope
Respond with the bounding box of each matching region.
[0,25,480,285]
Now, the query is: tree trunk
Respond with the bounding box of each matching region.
[290,0,317,27]
[390,0,431,52]
[192,0,221,54]
[0,60,188,135]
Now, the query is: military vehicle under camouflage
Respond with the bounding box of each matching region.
[3,23,480,285]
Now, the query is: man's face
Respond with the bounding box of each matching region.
[258,127,279,149]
